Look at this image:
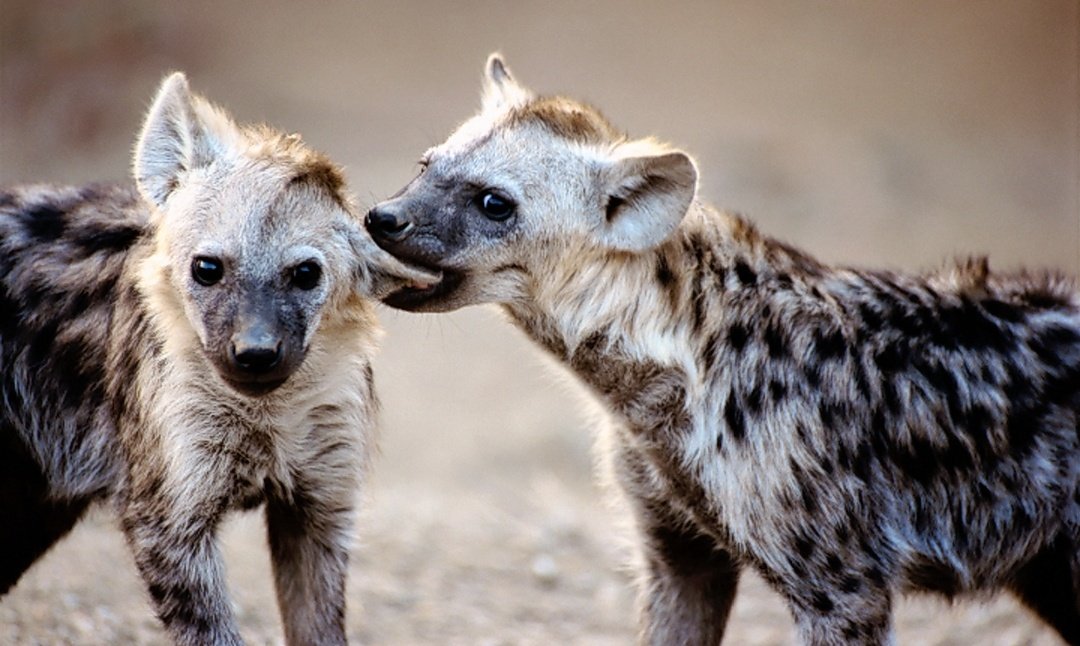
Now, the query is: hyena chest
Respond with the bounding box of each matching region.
[581,346,799,554]
[573,342,743,542]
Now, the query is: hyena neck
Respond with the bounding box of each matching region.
[504,205,823,421]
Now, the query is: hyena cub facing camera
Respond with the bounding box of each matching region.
[367,56,1080,644]
[0,74,435,645]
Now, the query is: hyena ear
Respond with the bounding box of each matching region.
[594,143,698,252]
[133,72,238,209]
[481,53,532,111]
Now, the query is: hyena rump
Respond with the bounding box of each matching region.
[0,73,435,645]
[366,56,1080,644]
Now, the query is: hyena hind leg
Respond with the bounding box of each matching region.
[1009,533,1080,645]
[0,433,90,595]
[638,521,742,646]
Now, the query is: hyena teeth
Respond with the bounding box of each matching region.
[369,53,1080,644]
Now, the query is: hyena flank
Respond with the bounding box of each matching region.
[0,73,436,645]
[366,56,1080,644]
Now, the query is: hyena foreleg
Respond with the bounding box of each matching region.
[266,496,352,646]
[1009,533,1080,644]
[638,519,741,646]
[617,447,741,645]
[120,489,243,646]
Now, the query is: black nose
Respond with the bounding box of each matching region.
[365,206,412,240]
[231,342,282,374]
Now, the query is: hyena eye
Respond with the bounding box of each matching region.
[191,256,224,286]
[291,261,322,290]
[474,190,515,221]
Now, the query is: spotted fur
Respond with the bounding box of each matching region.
[0,73,434,645]
[367,55,1080,645]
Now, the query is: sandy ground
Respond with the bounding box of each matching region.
[1,1,1078,644]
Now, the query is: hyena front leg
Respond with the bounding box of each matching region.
[120,493,242,646]
[265,491,353,646]
[638,519,742,646]
[618,446,740,645]
[1009,533,1080,644]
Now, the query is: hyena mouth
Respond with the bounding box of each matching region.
[224,376,290,397]
[384,268,464,311]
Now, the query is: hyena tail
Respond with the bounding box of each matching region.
[1008,533,1080,644]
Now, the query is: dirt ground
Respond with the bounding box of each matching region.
[1,1,1077,644]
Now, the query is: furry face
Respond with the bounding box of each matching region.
[135,74,435,395]
[366,56,696,313]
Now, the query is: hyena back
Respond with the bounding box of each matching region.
[366,56,1080,644]
[0,73,433,645]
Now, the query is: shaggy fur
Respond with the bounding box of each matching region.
[0,73,434,645]
[366,55,1080,645]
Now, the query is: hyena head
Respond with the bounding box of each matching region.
[366,54,698,313]
[134,73,435,396]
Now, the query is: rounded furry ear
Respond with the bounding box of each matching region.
[595,144,698,252]
[133,72,236,209]
[481,53,532,111]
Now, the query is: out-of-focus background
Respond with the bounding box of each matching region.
[1,1,1077,644]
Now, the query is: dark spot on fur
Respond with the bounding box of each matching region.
[764,324,787,360]
[727,323,748,352]
[794,532,815,559]
[813,328,846,361]
[905,557,961,598]
[873,343,905,373]
[943,299,1011,351]
[841,575,862,594]
[71,223,144,253]
[655,254,675,287]
[22,203,67,241]
[981,298,1024,323]
[858,302,884,330]
[768,379,787,403]
[734,260,757,286]
[746,383,764,415]
[826,553,843,573]
[723,391,746,442]
[811,590,835,613]
[852,442,873,482]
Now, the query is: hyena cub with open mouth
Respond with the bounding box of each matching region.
[0,74,436,645]
[367,56,1080,644]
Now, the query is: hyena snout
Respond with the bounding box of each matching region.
[230,322,283,375]
[212,302,304,396]
[365,203,413,242]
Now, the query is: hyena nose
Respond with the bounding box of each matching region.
[231,341,283,374]
[365,206,412,241]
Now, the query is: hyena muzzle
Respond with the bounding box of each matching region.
[0,73,436,645]
[365,55,1080,645]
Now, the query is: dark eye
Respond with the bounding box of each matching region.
[191,256,224,286]
[291,261,322,290]
[474,190,515,221]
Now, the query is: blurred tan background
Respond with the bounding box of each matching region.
[1,1,1077,644]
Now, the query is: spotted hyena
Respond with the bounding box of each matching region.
[365,55,1080,644]
[0,73,436,645]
